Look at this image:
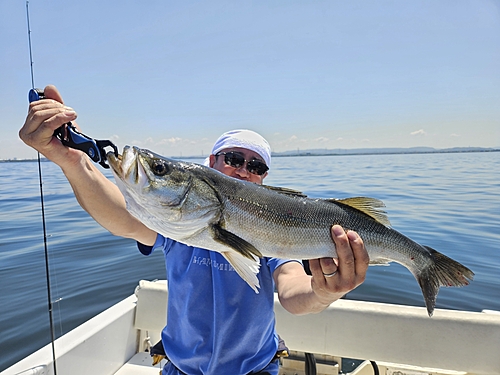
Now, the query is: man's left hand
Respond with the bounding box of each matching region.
[308,225,369,304]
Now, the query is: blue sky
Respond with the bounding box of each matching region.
[1,0,499,160]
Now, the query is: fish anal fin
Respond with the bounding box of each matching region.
[369,258,391,266]
[211,224,263,260]
[221,251,261,293]
[329,197,392,227]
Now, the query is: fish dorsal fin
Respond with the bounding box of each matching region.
[329,197,392,227]
[262,185,308,198]
[210,224,263,259]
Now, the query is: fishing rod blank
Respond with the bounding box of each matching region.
[26,2,58,374]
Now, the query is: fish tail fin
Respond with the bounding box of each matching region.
[417,246,474,317]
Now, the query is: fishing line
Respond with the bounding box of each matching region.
[26,1,58,374]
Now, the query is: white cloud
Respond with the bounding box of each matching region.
[142,137,155,146]
[410,129,427,136]
[158,137,183,145]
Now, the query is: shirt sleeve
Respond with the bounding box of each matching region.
[137,233,166,256]
[266,257,303,275]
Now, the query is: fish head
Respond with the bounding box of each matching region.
[108,146,189,206]
[107,146,221,237]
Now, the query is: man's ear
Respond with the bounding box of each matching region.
[209,154,216,168]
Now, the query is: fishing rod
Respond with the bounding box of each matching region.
[25,1,116,371]
[25,2,57,374]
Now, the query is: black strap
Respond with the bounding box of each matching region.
[151,335,288,374]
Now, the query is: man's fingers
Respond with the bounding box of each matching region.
[328,225,368,288]
[20,98,78,156]
[308,258,323,278]
[44,85,65,104]
[308,226,369,303]
[347,230,370,276]
[319,257,338,276]
[24,105,77,136]
[331,225,355,272]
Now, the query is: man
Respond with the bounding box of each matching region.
[20,85,369,375]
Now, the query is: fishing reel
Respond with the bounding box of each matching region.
[28,88,118,169]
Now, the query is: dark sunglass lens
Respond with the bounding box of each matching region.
[218,151,268,175]
[225,152,245,168]
[247,160,269,175]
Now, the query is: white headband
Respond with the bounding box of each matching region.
[205,129,272,167]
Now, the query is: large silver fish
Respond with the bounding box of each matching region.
[107,146,473,316]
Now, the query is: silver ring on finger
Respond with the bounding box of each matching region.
[323,271,338,278]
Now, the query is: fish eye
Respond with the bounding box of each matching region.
[151,160,170,176]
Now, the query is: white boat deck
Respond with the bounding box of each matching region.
[3,280,500,375]
[114,353,164,375]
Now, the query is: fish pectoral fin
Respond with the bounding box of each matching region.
[328,197,392,227]
[210,224,263,260]
[222,251,261,293]
[262,185,308,198]
[210,224,262,293]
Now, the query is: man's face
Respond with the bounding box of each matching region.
[209,147,268,184]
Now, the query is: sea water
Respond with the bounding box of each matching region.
[0,151,499,370]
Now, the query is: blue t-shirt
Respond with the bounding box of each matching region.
[138,234,297,375]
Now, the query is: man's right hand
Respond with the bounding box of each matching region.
[19,84,158,246]
[20,85,81,167]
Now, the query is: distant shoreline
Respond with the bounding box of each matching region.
[2,147,499,163]
[269,147,500,158]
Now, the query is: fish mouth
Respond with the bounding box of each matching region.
[107,146,148,187]
[106,151,122,175]
[107,146,133,176]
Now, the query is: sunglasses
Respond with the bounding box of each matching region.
[215,151,269,176]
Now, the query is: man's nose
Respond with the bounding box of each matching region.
[235,163,250,177]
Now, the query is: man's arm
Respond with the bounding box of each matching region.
[274,225,369,315]
[19,85,157,246]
